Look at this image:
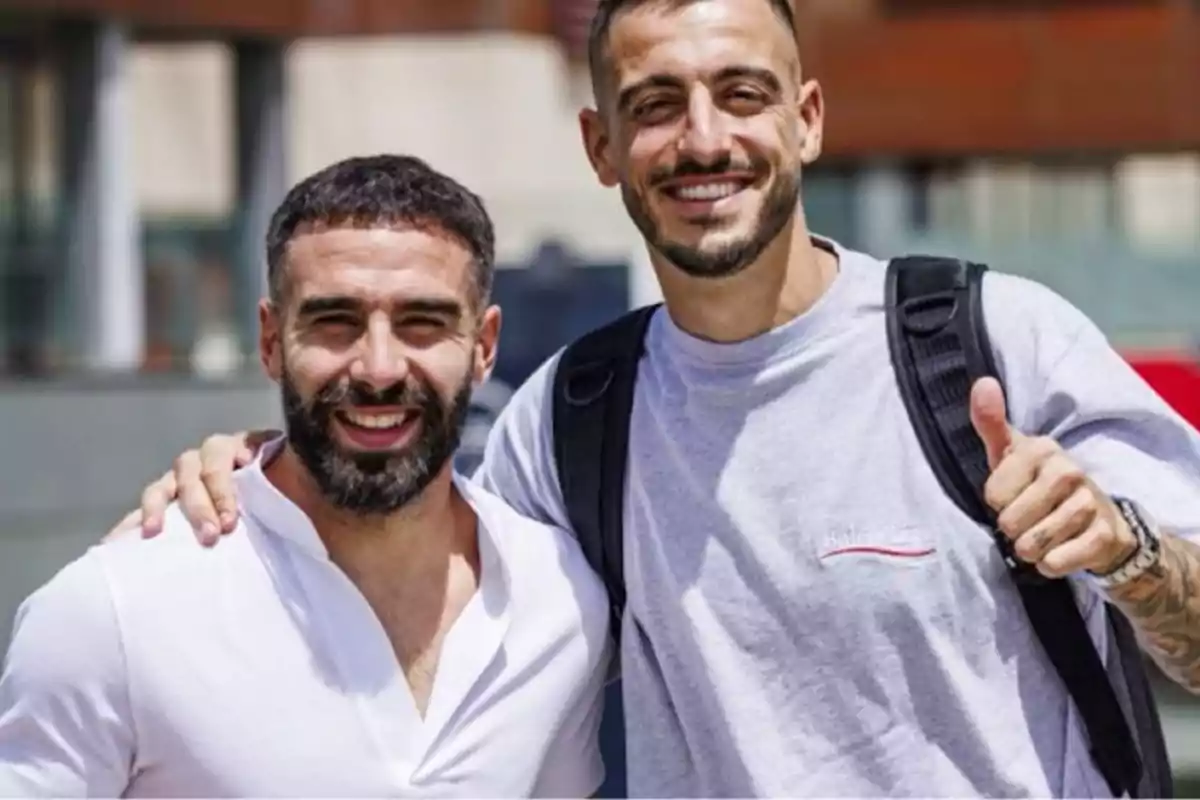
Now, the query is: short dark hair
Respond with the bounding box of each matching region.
[587,0,798,100]
[265,154,496,308]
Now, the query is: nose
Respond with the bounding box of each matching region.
[678,88,732,165]
[349,315,409,393]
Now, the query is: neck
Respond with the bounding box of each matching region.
[652,212,839,343]
[265,446,476,581]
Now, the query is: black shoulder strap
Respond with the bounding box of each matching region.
[551,305,659,645]
[885,256,1150,798]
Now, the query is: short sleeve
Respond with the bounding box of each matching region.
[984,272,1200,542]
[472,351,573,532]
[0,551,135,797]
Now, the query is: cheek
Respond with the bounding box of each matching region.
[414,340,476,393]
[282,344,344,392]
[626,130,675,182]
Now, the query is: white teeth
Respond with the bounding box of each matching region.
[675,182,742,201]
[344,412,405,429]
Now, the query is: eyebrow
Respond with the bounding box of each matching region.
[617,66,783,113]
[296,295,464,319]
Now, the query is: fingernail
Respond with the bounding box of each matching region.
[200,523,218,546]
[220,512,236,531]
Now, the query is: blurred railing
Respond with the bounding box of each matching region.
[898,232,1200,350]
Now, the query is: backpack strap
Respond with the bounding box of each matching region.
[1108,607,1175,798]
[885,256,1146,798]
[551,304,659,646]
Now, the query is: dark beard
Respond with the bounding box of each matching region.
[622,157,801,280]
[280,368,472,515]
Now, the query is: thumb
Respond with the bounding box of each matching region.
[970,377,1015,469]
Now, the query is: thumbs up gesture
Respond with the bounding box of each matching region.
[970,377,1138,579]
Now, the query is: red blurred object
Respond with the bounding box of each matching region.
[1125,351,1200,429]
[550,0,598,61]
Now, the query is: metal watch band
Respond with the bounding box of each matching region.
[1090,496,1163,589]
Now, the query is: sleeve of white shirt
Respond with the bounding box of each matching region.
[0,551,135,797]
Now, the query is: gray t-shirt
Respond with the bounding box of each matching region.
[474,238,1200,797]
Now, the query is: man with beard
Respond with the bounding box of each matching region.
[0,154,609,797]
[108,0,1200,797]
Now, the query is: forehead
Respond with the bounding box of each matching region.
[606,1,797,88]
[283,225,474,302]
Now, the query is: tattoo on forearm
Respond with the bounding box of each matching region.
[1107,534,1200,693]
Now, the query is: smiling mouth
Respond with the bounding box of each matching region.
[334,408,421,450]
[661,178,754,204]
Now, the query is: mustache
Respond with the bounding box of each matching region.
[310,378,432,411]
[650,155,760,187]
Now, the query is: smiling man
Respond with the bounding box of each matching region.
[0,155,609,797]
[90,0,1200,797]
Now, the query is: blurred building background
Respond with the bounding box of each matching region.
[1,0,1199,792]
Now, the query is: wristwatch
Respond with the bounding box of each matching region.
[1089,496,1163,589]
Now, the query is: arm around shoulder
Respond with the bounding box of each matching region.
[0,551,135,796]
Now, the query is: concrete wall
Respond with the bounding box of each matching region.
[0,380,280,646]
[130,35,641,265]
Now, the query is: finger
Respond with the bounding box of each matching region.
[996,450,1087,540]
[140,471,177,536]
[241,428,282,462]
[1010,486,1098,564]
[104,509,143,542]
[233,428,276,468]
[982,434,1060,515]
[174,450,222,546]
[970,377,1015,469]
[1038,518,1115,578]
[198,435,246,534]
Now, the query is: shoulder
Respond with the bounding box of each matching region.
[99,502,249,568]
[4,509,239,688]
[462,479,608,622]
[978,270,1105,432]
[2,546,126,709]
[94,502,258,611]
[490,350,561,441]
[981,270,1095,346]
[472,351,571,528]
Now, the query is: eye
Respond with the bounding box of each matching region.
[633,98,678,125]
[723,88,768,113]
[313,313,358,329]
[403,316,446,329]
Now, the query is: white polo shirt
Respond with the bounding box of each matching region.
[0,443,610,797]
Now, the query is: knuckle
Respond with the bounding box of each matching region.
[1039,555,1069,578]
[1065,491,1098,529]
[140,484,161,507]
[198,465,227,486]
[1014,533,1041,562]
[1093,518,1117,546]
[1045,459,1085,495]
[202,433,234,451]
[173,450,200,475]
[1029,436,1059,459]
[983,481,1006,512]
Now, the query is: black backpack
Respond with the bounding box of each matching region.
[550,255,1172,798]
